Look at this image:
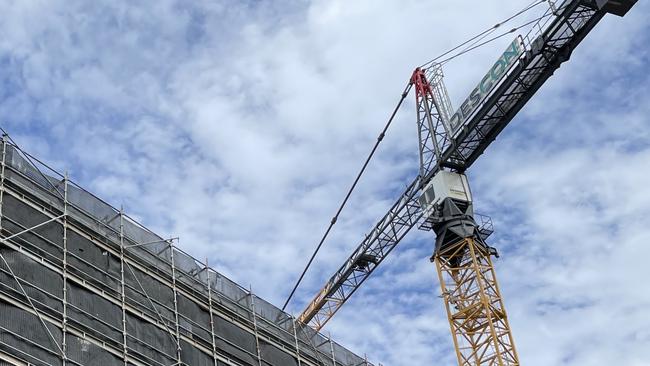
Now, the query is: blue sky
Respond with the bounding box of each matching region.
[1,1,649,365]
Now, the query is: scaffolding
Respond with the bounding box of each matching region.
[0,134,376,366]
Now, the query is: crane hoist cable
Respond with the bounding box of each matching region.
[281,0,553,312]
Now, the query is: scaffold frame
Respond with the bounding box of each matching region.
[0,134,375,366]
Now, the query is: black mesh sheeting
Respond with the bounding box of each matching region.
[180,339,213,366]
[125,313,176,366]
[2,194,63,262]
[67,334,122,366]
[215,316,257,366]
[0,144,376,366]
[66,230,121,294]
[67,282,123,345]
[0,247,63,317]
[261,339,298,366]
[177,293,212,343]
[123,264,175,323]
[0,300,61,366]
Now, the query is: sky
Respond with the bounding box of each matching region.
[0,0,649,365]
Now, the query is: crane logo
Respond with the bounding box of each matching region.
[448,36,525,134]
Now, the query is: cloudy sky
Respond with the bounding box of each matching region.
[1,0,649,365]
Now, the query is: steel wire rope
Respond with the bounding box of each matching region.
[282,0,555,312]
[436,1,571,66]
[281,82,413,311]
[419,0,546,69]
[438,11,558,65]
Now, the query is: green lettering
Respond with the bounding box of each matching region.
[502,40,520,64]
[470,87,481,107]
[460,98,472,117]
[479,73,493,94]
[449,112,462,131]
[491,59,506,80]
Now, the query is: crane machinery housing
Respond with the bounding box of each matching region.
[296,0,638,365]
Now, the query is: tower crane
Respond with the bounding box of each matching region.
[294,0,638,365]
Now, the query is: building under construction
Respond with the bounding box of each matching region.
[0,0,639,365]
[0,137,374,366]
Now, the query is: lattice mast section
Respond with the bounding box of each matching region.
[415,64,519,365]
[435,237,518,365]
[411,65,454,179]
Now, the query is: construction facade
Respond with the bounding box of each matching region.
[0,136,374,366]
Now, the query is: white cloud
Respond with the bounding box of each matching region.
[0,0,648,365]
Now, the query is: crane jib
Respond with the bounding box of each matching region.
[448,36,525,135]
